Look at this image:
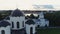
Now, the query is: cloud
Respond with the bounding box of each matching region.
[0,0,60,10]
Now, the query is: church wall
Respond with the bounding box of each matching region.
[45,21,49,26]
[0,26,11,34]
[26,24,30,34]
[10,16,25,30]
[26,24,36,34]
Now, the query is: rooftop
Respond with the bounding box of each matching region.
[11,9,24,17]
[0,20,10,27]
[25,19,35,25]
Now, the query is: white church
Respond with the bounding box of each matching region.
[0,9,49,34]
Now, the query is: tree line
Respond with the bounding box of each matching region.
[25,14,39,19]
[44,11,60,27]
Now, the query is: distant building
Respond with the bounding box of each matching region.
[34,12,49,27]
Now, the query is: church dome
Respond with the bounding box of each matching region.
[0,20,10,27]
[25,19,35,25]
[11,9,24,17]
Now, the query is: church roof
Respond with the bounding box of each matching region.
[0,20,10,27]
[25,19,35,25]
[11,9,24,17]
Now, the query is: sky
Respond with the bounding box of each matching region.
[0,0,60,10]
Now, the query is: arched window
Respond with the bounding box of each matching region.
[30,27,33,34]
[17,22,19,28]
[22,21,24,27]
[37,25,40,28]
[12,22,14,28]
[45,24,47,27]
[1,30,5,34]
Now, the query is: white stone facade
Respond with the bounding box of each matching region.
[10,16,25,30]
[0,26,11,34]
[34,12,49,27]
[25,24,36,34]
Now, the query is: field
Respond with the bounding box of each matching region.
[37,28,60,34]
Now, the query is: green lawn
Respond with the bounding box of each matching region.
[37,28,60,34]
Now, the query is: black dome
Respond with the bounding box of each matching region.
[0,20,10,27]
[11,9,24,17]
[25,19,35,25]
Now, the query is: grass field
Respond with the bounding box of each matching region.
[37,28,60,34]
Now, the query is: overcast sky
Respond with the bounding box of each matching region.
[0,0,60,10]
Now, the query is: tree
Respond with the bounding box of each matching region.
[44,11,60,26]
[25,15,30,19]
[0,13,3,20]
[30,14,35,19]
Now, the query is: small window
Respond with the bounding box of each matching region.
[12,22,14,28]
[22,21,24,27]
[30,27,33,34]
[17,22,19,28]
[37,25,40,28]
[1,30,5,34]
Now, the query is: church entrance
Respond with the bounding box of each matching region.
[1,30,5,34]
[30,27,33,34]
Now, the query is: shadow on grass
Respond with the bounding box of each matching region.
[37,28,60,34]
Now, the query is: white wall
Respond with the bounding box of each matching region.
[0,26,11,34]
[40,19,46,27]
[45,20,49,26]
[25,24,36,34]
[10,16,25,30]
[35,12,49,27]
